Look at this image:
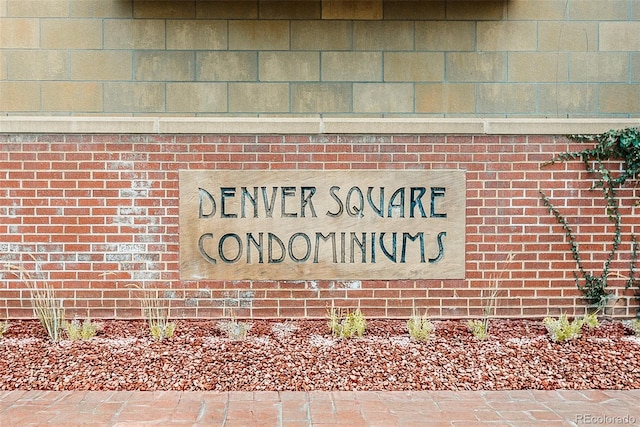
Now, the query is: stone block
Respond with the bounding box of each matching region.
[446,1,505,20]
[506,0,567,20]
[104,19,165,49]
[415,21,475,52]
[196,1,258,19]
[41,19,102,49]
[415,83,475,114]
[133,1,196,18]
[600,84,640,114]
[228,83,289,113]
[7,0,68,17]
[321,52,382,81]
[538,84,598,116]
[632,53,640,82]
[71,51,132,81]
[0,18,39,48]
[383,1,445,20]
[70,0,133,18]
[166,20,227,50]
[259,52,320,82]
[260,1,321,19]
[570,0,629,20]
[0,0,5,17]
[477,21,537,51]
[634,0,640,19]
[446,52,506,82]
[0,51,6,79]
[353,21,414,51]
[291,83,351,113]
[322,0,382,20]
[167,83,227,113]
[570,52,629,83]
[197,52,258,81]
[291,20,352,51]
[8,50,68,80]
[353,83,413,113]
[41,82,102,112]
[600,22,640,51]
[134,51,195,81]
[476,84,536,114]
[229,20,289,50]
[509,52,569,82]
[538,22,598,51]
[104,82,165,113]
[0,82,40,112]
[384,52,444,82]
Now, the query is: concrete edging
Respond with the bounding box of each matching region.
[1,116,639,135]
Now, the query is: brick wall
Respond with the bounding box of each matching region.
[1,130,638,320]
[1,0,639,116]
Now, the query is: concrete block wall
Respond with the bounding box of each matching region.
[0,0,639,117]
[1,125,638,320]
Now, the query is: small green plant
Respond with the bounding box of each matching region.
[543,314,584,342]
[582,312,599,329]
[63,318,98,341]
[467,319,488,341]
[407,309,434,341]
[128,284,175,342]
[328,306,366,339]
[0,321,9,337]
[218,318,251,340]
[625,319,640,336]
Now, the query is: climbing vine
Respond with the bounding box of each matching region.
[540,127,640,307]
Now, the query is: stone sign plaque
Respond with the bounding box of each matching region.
[180,170,466,280]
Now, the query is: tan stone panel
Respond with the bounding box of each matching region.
[197,51,257,81]
[0,18,39,48]
[507,0,567,20]
[167,83,227,113]
[538,22,598,51]
[0,82,40,111]
[0,0,6,17]
[259,52,320,82]
[476,84,536,114]
[41,19,102,49]
[634,0,640,19]
[322,52,382,81]
[477,21,537,52]
[383,1,445,20]
[569,0,629,20]
[134,51,195,81]
[384,52,443,82]
[260,1,321,19]
[509,52,569,83]
[600,84,640,114]
[538,84,597,116]
[197,1,258,19]
[7,0,68,17]
[133,1,195,18]
[228,20,289,50]
[632,53,640,82]
[166,20,227,50]
[42,82,102,112]
[291,20,352,51]
[104,20,165,49]
[446,52,506,82]
[291,83,351,113]
[600,22,640,51]
[8,50,67,80]
[71,51,132,81]
[353,21,413,51]
[229,83,289,113]
[0,51,6,79]
[353,83,413,113]
[415,21,475,52]
[446,1,505,20]
[322,0,382,20]
[70,0,133,18]
[570,52,629,83]
[179,170,466,280]
[415,83,475,114]
[104,82,165,113]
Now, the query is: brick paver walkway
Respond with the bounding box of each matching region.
[0,389,639,426]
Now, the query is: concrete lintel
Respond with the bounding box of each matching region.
[484,118,640,135]
[0,116,159,134]
[157,117,321,134]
